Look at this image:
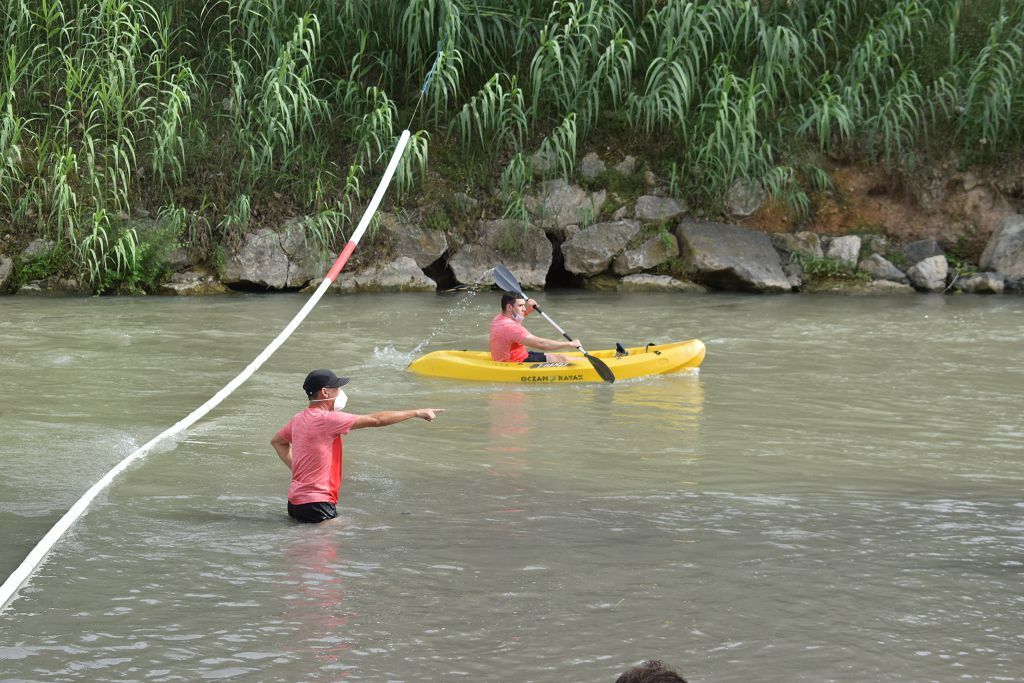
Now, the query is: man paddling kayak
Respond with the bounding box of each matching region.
[271,369,443,523]
[490,291,583,363]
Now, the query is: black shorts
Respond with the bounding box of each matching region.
[287,501,338,523]
[522,351,547,363]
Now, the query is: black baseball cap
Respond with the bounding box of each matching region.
[303,369,350,397]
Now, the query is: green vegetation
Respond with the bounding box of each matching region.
[14,248,66,286]
[790,251,869,285]
[946,252,979,276]
[422,209,450,232]
[1,0,1022,292]
[886,249,909,268]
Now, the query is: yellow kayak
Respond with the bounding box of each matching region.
[407,339,705,383]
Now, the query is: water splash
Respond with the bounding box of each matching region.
[409,287,481,357]
[371,345,416,368]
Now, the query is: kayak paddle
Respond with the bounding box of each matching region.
[492,264,615,384]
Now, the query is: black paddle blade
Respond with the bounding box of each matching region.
[492,264,522,295]
[586,353,615,384]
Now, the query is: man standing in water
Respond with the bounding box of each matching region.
[271,369,443,523]
[490,291,583,363]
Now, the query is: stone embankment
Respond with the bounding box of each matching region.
[3,177,1024,297]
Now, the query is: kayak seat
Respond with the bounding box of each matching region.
[615,342,628,358]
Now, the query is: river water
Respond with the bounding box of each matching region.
[0,292,1021,682]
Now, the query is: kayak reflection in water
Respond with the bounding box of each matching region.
[489,291,583,364]
[270,369,444,524]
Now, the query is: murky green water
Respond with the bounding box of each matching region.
[1,292,1022,682]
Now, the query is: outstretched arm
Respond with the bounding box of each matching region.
[351,408,445,430]
[271,433,293,469]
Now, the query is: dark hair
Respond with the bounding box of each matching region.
[615,660,688,683]
[500,291,523,311]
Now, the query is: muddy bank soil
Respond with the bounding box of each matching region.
[741,157,1023,261]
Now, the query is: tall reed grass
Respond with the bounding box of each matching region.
[1,0,1021,292]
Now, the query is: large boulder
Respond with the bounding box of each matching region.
[979,214,1024,278]
[866,235,891,256]
[676,221,791,292]
[525,179,606,232]
[906,255,948,292]
[953,272,1004,294]
[903,238,944,266]
[582,273,621,291]
[634,196,686,225]
[618,274,706,292]
[381,214,448,268]
[221,220,329,289]
[615,155,637,175]
[221,227,288,287]
[529,148,557,175]
[17,276,88,295]
[834,280,915,295]
[20,239,55,262]
[0,256,12,289]
[772,231,824,259]
[612,233,679,275]
[579,152,606,180]
[561,219,642,276]
[858,254,907,283]
[165,246,196,271]
[863,280,915,294]
[782,261,803,289]
[725,179,766,217]
[160,270,229,295]
[449,219,552,289]
[826,235,861,267]
[333,256,436,292]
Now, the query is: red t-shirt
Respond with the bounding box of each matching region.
[277,408,357,505]
[490,313,530,362]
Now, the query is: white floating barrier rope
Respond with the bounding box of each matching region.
[0,130,412,612]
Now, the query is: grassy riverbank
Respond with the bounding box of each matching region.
[1,0,1022,293]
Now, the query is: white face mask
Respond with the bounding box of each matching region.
[512,312,524,322]
[332,389,348,412]
[311,388,348,411]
